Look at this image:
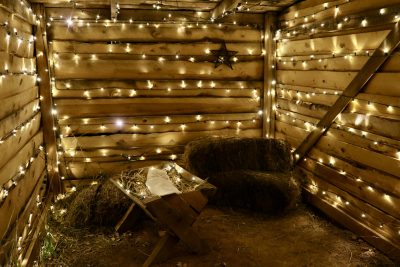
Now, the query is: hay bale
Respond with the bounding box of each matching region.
[183,137,300,213]
[65,180,131,228]
[183,137,293,179]
[92,181,132,226]
[208,170,300,213]
[64,185,98,227]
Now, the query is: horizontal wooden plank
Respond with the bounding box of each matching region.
[63,160,165,179]
[280,0,345,21]
[277,31,389,57]
[0,52,36,74]
[0,173,45,266]
[63,153,181,163]
[277,70,356,90]
[0,0,36,26]
[346,99,400,120]
[277,84,400,105]
[53,88,259,99]
[280,0,400,27]
[300,157,400,218]
[337,112,400,141]
[63,146,185,159]
[0,100,40,139]
[0,27,34,58]
[0,153,45,240]
[53,58,263,80]
[278,56,368,71]
[45,8,265,25]
[36,0,219,10]
[277,108,400,149]
[303,189,400,262]
[277,98,327,119]
[0,131,43,185]
[54,98,260,117]
[0,76,36,99]
[55,79,263,90]
[48,23,262,42]
[60,128,261,150]
[300,168,400,241]
[279,52,400,72]
[51,41,263,56]
[58,112,258,125]
[306,148,400,198]
[279,93,400,121]
[276,121,400,178]
[61,119,260,136]
[365,73,400,97]
[276,130,400,198]
[0,86,38,121]
[0,113,41,171]
[278,89,338,106]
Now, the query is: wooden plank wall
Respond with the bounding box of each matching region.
[45,9,264,182]
[277,0,400,260]
[0,0,48,265]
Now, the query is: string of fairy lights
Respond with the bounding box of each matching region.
[276,86,399,114]
[1,1,400,263]
[0,145,45,206]
[0,1,48,263]
[278,4,400,40]
[45,3,400,244]
[275,108,400,156]
[0,2,42,207]
[304,181,400,235]
[272,1,400,241]
[44,3,265,178]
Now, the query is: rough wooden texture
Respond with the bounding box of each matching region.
[0,152,46,240]
[210,0,241,19]
[45,8,265,25]
[48,23,262,42]
[46,11,263,180]
[54,59,263,80]
[277,0,400,261]
[294,21,400,162]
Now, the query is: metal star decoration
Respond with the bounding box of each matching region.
[211,42,238,69]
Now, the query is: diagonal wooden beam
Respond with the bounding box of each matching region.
[210,0,241,20]
[293,21,400,164]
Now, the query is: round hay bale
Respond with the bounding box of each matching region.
[64,180,131,228]
[208,170,301,214]
[64,184,99,227]
[92,181,132,226]
[183,137,293,178]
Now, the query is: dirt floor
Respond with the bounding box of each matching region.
[39,204,396,267]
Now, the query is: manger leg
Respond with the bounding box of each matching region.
[115,203,142,233]
[143,232,179,267]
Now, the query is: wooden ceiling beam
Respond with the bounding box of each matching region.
[210,0,242,20]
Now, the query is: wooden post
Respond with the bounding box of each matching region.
[210,0,242,20]
[293,21,400,164]
[263,13,277,139]
[33,4,62,194]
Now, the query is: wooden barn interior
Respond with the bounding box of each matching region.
[0,0,400,266]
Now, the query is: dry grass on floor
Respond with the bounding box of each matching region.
[39,204,395,267]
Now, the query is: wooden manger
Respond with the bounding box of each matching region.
[109,162,216,267]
